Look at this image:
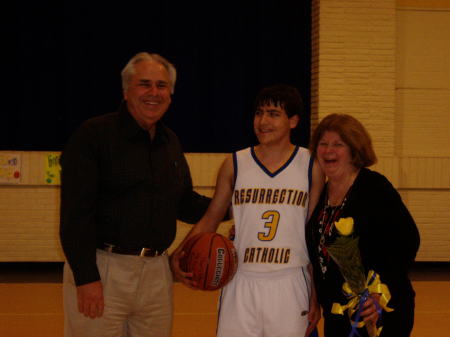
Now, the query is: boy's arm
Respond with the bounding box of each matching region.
[305,160,324,335]
[307,159,325,221]
[305,263,321,337]
[170,155,235,288]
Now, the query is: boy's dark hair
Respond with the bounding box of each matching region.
[254,84,304,118]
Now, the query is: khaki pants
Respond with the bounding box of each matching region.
[63,249,173,337]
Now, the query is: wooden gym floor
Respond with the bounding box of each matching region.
[0,262,449,337]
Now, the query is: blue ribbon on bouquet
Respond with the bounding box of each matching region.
[332,270,393,337]
[349,288,369,337]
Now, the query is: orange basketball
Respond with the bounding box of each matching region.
[180,232,238,291]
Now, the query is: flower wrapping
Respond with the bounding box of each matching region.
[326,217,393,337]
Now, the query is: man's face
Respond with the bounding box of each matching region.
[124,60,172,131]
[253,103,298,146]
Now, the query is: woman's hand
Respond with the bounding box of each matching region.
[361,293,381,325]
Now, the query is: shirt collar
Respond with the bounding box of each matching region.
[118,102,169,144]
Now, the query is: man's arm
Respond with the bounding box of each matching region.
[60,123,104,318]
[171,155,235,288]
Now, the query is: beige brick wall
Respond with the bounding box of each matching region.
[0,186,62,261]
[395,2,450,261]
[312,0,397,156]
[396,8,450,158]
[400,190,450,261]
[312,0,450,261]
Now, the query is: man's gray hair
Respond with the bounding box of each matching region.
[121,52,177,93]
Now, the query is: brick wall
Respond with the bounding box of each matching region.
[312,0,397,156]
[311,0,450,261]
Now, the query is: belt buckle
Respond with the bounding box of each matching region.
[104,243,114,253]
[140,247,154,257]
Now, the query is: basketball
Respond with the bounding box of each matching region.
[180,232,238,291]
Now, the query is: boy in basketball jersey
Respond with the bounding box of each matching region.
[171,84,324,337]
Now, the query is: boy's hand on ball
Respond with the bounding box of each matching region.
[179,233,237,291]
[170,250,199,289]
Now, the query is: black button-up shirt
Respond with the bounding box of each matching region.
[60,104,210,285]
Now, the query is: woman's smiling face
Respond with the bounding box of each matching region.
[316,130,355,179]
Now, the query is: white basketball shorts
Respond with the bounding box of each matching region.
[217,266,311,337]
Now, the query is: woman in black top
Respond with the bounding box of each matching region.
[306,113,420,337]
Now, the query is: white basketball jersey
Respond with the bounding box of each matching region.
[232,146,311,273]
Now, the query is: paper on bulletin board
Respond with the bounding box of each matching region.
[0,153,22,184]
[45,153,61,185]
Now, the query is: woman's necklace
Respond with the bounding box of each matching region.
[317,184,352,276]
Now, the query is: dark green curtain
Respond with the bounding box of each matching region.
[3,0,311,152]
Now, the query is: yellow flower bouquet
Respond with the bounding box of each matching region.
[326,217,393,337]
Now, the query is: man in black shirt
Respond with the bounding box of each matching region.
[60,52,210,337]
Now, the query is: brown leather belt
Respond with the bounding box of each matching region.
[99,243,167,257]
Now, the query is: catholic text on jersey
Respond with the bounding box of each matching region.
[244,247,291,264]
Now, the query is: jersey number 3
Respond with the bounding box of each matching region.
[258,210,280,241]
